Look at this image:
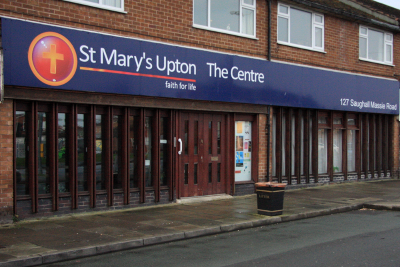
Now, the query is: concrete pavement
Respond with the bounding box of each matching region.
[1,179,399,267]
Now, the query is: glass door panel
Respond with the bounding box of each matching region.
[77,113,88,191]
[112,115,123,189]
[58,113,70,193]
[38,112,50,194]
[16,111,29,196]
[160,117,168,186]
[145,116,152,187]
[95,114,106,190]
[129,115,139,188]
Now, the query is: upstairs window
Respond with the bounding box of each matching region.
[64,0,124,12]
[278,3,324,51]
[359,26,393,65]
[193,0,256,38]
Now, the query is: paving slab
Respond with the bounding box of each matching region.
[0,179,400,266]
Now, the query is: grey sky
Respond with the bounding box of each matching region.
[373,0,400,10]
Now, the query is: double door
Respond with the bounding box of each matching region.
[179,113,226,197]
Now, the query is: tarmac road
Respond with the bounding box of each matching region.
[43,210,400,267]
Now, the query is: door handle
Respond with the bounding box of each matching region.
[178,138,182,155]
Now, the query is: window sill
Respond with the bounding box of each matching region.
[193,24,258,40]
[358,58,394,67]
[129,188,140,192]
[63,0,127,14]
[235,180,255,184]
[16,195,31,200]
[318,125,330,129]
[38,193,52,198]
[333,125,345,129]
[113,189,124,193]
[59,192,72,197]
[277,41,326,54]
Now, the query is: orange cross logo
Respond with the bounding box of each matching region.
[28,32,77,86]
[42,44,64,74]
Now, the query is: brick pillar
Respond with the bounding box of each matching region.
[269,107,274,182]
[258,113,267,182]
[0,99,14,223]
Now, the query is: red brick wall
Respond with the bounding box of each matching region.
[257,110,275,182]
[0,0,268,59]
[0,0,397,77]
[0,99,13,220]
[258,114,267,182]
[269,0,400,78]
[267,0,400,178]
[1,0,398,79]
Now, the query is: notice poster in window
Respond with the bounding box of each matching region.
[245,122,250,134]
[237,122,243,134]
[236,152,243,167]
[96,140,102,154]
[236,136,243,151]
[235,121,252,182]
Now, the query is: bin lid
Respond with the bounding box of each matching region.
[255,182,286,188]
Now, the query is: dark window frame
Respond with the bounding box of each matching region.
[271,108,389,184]
[14,101,173,213]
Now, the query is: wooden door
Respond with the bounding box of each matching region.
[179,112,226,197]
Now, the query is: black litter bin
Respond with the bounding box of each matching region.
[255,182,286,216]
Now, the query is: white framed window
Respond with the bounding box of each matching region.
[359,26,393,65]
[193,0,256,38]
[63,0,125,13]
[277,3,324,51]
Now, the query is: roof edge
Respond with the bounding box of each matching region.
[338,0,398,25]
[287,0,400,32]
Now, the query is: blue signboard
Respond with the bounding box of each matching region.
[2,17,399,114]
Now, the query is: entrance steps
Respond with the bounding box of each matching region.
[176,194,233,204]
